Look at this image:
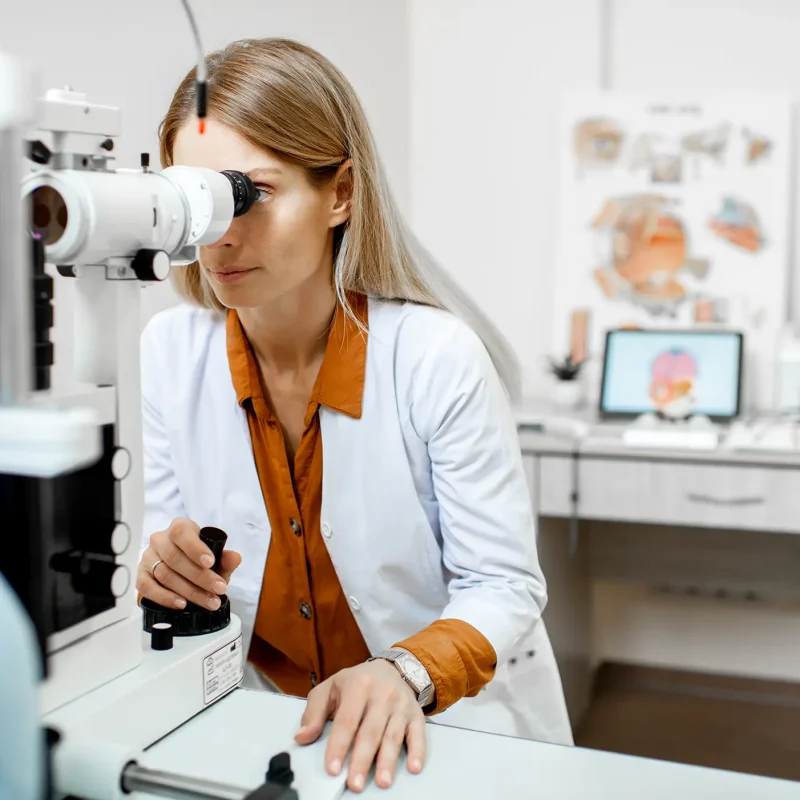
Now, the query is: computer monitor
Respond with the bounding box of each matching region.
[599,329,744,421]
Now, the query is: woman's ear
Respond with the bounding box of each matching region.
[330,159,354,227]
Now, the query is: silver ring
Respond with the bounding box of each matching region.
[150,559,165,581]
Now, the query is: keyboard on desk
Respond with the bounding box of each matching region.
[724,421,800,451]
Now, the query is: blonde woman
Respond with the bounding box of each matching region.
[137,38,571,794]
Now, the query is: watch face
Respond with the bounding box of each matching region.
[398,654,430,691]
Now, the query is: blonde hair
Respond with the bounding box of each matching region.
[159,38,521,400]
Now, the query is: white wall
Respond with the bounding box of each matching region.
[409,0,800,681]
[611,0,800,325]
[408,0,602,398]
[0,0,409,389]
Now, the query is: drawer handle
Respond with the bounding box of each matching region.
[686,492,765,507]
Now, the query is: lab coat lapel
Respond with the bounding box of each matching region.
[206,330,272,658]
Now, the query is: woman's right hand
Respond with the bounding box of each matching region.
[137,518,242,610]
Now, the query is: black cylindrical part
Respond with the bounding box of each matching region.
[151,622,174,651]
[197,81,208,119]
[199,526,228,574]
[222,170,259,217]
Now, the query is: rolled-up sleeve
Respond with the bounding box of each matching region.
[394,619,496,714]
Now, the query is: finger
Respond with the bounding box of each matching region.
[219,550,242,584]
[168,518,215,568]
[405,714,426,774]
[156,535,227,596]
[136,569,187,610]
[295,681,334,746]
[374,713,408,789]
[347,702,393,793]
[150,561,222,611]
[325,688,369,779]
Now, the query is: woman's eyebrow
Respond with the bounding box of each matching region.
[246,167,283,179]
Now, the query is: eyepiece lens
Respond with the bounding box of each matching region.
[30,185,68,245]
[222,169,258,218]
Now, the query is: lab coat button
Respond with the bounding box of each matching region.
[299,602,312,620]
[321,522,332,538]
[348,596,360,612]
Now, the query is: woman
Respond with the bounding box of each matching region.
[137,38,571,793]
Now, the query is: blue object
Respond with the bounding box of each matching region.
[600,329,743,420]
[0,574,43,800]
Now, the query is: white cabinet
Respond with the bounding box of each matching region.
[538,456,575,517]
[575,458,800,534]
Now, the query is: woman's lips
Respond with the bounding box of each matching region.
[208,267,257,284]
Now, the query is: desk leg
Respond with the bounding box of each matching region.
[538,516,593,732]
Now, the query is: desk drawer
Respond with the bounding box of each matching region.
[538,456,575,517]
[577,458,800,533]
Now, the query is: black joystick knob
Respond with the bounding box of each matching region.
[141,525,231,636]
[132,249,170,282]
[200,526,227,573]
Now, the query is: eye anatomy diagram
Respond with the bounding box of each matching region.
[553,93,791,411]
[591,195,709,318]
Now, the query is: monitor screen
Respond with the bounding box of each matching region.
[599,329,743,420]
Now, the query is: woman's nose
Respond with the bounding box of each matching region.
[205,217,243,249]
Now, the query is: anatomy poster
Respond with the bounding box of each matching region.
[552,92,793,410]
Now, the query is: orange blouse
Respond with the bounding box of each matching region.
[226,293,496,712]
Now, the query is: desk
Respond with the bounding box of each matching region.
[141,689,800,799]
[516,417,800,727]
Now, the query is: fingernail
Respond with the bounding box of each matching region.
[206,596,221,610]
[200,554,214,568]
[410,759,422,773]
[329,759,341,776]
[214,580,227,593]
[174,598,187,609]
[353,774,364,791]
[380,770,392,787]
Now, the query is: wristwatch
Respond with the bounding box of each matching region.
[369,649,435,709]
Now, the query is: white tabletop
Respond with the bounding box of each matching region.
[515,411,800,467]
[142,689,800,800]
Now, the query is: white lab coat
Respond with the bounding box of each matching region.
[140,297,573,746]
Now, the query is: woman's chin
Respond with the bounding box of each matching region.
[212,286,263,309]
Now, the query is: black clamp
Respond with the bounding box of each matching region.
[244,753,299,800]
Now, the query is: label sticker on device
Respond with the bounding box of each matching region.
[203,634,244,705]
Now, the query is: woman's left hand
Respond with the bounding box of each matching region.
[294,659,426,792]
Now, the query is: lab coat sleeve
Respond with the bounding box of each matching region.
[139,314,187,555]
[407,318,546,665]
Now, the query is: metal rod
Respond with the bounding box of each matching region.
[121,763,249,800]
[0,58,34,406]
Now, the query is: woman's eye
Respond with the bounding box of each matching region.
[254,185,271,203]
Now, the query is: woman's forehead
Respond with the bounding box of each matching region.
[172,118,284,174]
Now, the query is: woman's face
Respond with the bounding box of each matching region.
[171,118,350,309]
